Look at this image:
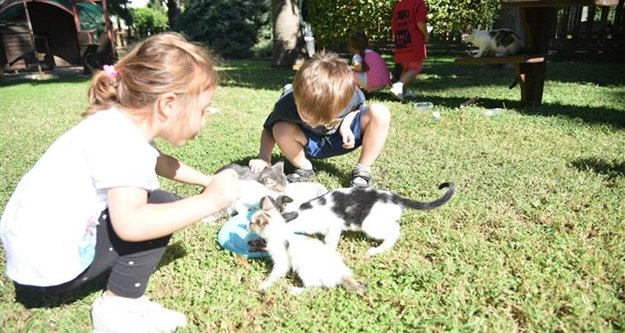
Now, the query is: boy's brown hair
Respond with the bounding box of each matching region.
[292,52,355,126]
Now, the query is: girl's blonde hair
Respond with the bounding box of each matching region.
[84,32,218,119]
[292,52,355,125]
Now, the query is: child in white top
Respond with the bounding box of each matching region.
[0,32,241,332]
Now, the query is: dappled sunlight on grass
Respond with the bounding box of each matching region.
[1,55,624,332]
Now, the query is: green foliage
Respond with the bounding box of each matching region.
[132,7,169,37]
[306,0,500,51]
[306,0,395,51]
[174,0,271,59]
[107,0,134,26]
[147,0,165,11]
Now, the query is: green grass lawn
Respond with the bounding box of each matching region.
[1,55,624,332]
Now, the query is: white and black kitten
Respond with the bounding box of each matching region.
[249,196,365,295]
[461,28,524,58]
[279,182,456,257]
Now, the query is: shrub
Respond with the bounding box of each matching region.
[305,0,500,51]
[133,7,169,37]
[175,0,271,59]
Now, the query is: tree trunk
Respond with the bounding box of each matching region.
[271,0,307,67]
[167,0,180,30]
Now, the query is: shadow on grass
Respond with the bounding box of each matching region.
[570,157,625,180]
[12,242,187,309]
[0,68,92,87]
[518,104,625,128]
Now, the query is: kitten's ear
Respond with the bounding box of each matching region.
[282,211,299,222]
[276,195,294,205]
[273,161,285,173]
[260,196,277,211]
[275,195,294,212]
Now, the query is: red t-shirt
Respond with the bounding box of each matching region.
[392,0,428,63]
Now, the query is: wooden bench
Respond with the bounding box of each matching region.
[454,55,547,109]
[454,0,619,109]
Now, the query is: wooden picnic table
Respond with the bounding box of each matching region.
[455,0,620,109]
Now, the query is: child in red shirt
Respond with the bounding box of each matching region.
[391,0,430,102]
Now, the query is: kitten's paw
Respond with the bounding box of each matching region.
[259,281,272,291]
[289,287,306,296]
[366,247,384,257]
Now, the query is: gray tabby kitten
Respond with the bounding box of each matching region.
[202,162,287,223]
[217,161,287,192]
[249,196,365,295]
[461,28,524,58]
[279,182,456,256]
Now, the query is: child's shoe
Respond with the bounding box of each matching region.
[91,293,187,333]
[351,166,374,188]
[404,90,417,100]
[286,168,315,183]
[390,82,404,102]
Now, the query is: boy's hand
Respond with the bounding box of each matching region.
[202,169,241,210]
[340,128,355,149]
[249,159,269,173]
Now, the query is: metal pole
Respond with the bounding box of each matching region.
[21,0,43,74]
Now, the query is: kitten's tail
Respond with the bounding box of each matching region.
[399,182,456,211]
[341,276,367,295]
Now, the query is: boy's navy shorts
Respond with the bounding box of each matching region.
[302,108,366,159]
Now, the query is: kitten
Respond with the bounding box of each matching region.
[461,28,524,58]
[203,161,288,224]
[216,161,288,193]
[249,196,366,295]
[202,180,278,224]
[281,182,456,257]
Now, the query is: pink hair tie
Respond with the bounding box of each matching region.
[102,64,118,80]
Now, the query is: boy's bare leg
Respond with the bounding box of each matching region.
[358,103,391,167]
[272,122,313,170]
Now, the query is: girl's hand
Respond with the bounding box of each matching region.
[202,169,241,210]
[249,159,269,173]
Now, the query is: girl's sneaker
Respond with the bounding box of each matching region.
[91,293,187,333]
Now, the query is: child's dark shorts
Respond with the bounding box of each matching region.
[302,108,366,159]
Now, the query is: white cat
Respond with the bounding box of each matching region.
[249,197,365,295]
[461,28,524,58]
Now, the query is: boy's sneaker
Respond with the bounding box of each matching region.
[390,82,404,102]
[91,293,187,333]
[404,91,417,100]
[286,168,315,183]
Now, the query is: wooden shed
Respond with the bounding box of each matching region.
[0,0,113,71]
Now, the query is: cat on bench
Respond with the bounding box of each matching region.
[461,27,525,58]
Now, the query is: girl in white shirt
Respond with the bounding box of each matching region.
[0,32,241,333]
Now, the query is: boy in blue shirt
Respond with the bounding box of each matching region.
[249,52,390,187]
